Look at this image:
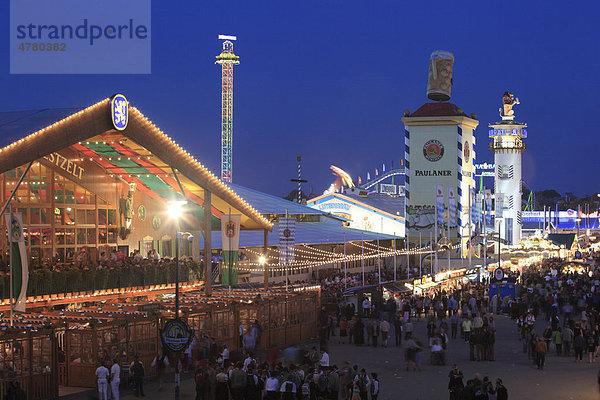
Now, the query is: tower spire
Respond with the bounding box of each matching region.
[216,35,240,183]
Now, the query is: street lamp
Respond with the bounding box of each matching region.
[258,255,266,265]
[167,200,188,400]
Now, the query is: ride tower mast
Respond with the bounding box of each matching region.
[216,35,240,183]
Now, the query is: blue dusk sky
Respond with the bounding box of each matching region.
[0,1,598,198]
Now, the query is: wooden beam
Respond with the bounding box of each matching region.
[204,190,212,296]
[263,230,269,290]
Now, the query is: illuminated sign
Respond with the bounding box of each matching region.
[43,152,84,179]
[423,139,444,162]
[475,163,495,169]
[318,202,351,211]
[111,94,128,131]
[488,127,527,138]
[379,184,397,194]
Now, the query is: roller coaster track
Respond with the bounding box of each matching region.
[359,168,406,190]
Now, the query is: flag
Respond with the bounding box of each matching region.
[496,193,504,219]
[448,186,456,227]
[435,184,444,225]
[475,193,483,224]
[471,190,482,225]
[5,212,28,312]
[382,163,386,172]
[367,172,371,181]
[279,217,296,265]
[221,213,241,285]
[484,189,493,224]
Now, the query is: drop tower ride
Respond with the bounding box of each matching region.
[216,35,239,183]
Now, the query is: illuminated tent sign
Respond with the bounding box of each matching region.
[488,127,527,138]
[111,94,129,131]
[161,318,194,353]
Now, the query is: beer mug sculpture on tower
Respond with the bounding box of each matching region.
[427,50,455,102]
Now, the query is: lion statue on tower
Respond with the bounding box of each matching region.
[500,91,520,119]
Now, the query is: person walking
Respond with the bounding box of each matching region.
[535,336,548,370]
[371,320,379,348]
[563,325,573,357]
[447,364,464,400]
[553,327,563,356]
[110,358,120,400]
[370,373,379,400]
[229,362,247,400]
[450,313,459,339]
[462,317,472,343]
[215,368,229,400]
[380,319,390,348]
[131,355,145,397]
[495,378,508,400]
[339,318,348,344]
[394,314,403,347]
[362,298,371,318]
[587,330,597,363]
[95,361,110,400]
[574,331,585,362]
[151,350,169,391]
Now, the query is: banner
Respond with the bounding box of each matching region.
[5,212,28,312]
[496,193,504,219]
[475,193,483,225]
[221,214,241,286]
[447,186,456,227]
[279,217,296,265]
[484,189,493,224]
[435,184,444,225]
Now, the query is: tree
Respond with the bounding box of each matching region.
[535,189,561,208]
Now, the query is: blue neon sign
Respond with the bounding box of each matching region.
[111,94,128,131]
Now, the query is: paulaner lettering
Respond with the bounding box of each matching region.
[414,170,452,176]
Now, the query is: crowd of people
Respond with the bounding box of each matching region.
[192,354,380,400]
[514,258,600,370]
[90,251,600,399]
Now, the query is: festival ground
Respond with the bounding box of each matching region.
[109,314,599,400]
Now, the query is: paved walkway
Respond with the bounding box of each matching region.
[328,314,599,400]
[96,315,600,400]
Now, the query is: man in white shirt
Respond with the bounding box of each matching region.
[221,344,230,367]
[110,358,120,400]
[95,361,110,400]
[362,298,371,318]
[243,353,256,371]
[319,349,329,367]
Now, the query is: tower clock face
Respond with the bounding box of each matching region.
[423,139,444,162]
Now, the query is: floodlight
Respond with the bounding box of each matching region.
[167,200,187,220]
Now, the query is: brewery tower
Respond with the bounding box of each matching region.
[402,51,478,243]
[489,92,527,246]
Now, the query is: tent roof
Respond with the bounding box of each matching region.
[547,233,576,249]
[226,183,325,216]
[199,221,398,249]
[0,97,271,231]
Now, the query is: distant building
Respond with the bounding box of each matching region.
[306,192,405,238]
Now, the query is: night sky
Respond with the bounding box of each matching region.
[1,1,598,198]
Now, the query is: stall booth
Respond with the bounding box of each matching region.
[0,284,319,397]
[0,330,57,400]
